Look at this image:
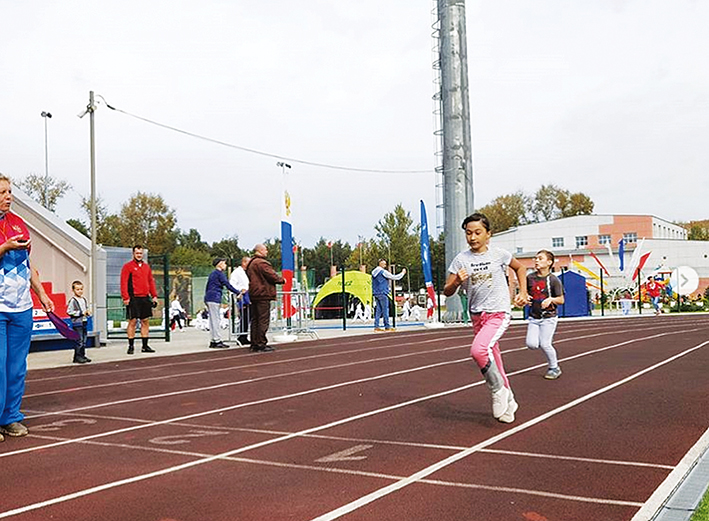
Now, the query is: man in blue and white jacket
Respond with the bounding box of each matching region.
[371,259,406,331]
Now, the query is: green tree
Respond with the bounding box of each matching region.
[210,235,243,261]
[66,218,89,237]
[373,204,420,293]
[17,173,71,211]
[478,191,530,233]
[558,191,595,218]
[170,246,212,267]
[302,238,353,286]
[178,228,210,252]
[682,220,709,241]
[114,192,178,253]
[531,184,594,222]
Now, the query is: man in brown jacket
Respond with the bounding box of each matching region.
[245,244,285,352]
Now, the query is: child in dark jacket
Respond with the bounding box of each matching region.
[67,280,91,364]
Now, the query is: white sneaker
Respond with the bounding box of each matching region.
[498,392,518,423]
[491,386,511,419]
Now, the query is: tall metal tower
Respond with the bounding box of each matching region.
[432,0,474,318]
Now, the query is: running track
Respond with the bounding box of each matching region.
[1,314,708,520]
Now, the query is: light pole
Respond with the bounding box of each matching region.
[40,111,52,208]
[78,93,97,320]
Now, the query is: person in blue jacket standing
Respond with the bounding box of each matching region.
[371,259,406,331]
[204,258,240,348]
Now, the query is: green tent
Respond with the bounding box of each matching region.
[312,270,373,309]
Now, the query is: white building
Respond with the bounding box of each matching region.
[490,214,708,298]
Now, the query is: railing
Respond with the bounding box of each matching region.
[270,290,318,339]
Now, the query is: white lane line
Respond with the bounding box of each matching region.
[25,319,688,399]
[0,334,701,518]
[24,336,471,398]
[25,330,471,384]
[28,411,675,471]
[10,329,692,460]
[26,315,683,385]
[23,346,469,419]
[630,425,709,521]
[1,357,470,459]
[308,340,709,521]
[29,434,644,508]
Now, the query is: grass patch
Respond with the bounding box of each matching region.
[691,486,709,521]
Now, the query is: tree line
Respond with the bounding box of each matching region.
[19,173,708,291]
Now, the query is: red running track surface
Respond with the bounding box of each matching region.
[1,314,707,521]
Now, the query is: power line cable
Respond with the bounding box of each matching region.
[98,97,435,174]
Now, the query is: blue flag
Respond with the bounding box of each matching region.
[618,238,625,272]
[419,201,436,306]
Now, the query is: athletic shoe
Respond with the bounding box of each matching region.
[73,356,91,364]
[0,432,4,442]
[0,422,29,437]
[385,328,396,332]
[491,386,511,419]
[544,367,562,380]
[127,346,134,355]
[498,393,518,423]
[374,328,385,332]
[142,346,156,353]
[209,342,228,349]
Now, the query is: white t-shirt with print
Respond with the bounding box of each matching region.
[448,247,513,314]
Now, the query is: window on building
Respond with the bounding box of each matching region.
[599,234,611,245]
[552,237,564,248]
[516,247,523,254]
[575,236,588,249]
[623,232,637,244]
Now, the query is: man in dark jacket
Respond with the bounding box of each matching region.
[245,244,284,352]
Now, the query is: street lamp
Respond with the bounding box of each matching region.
[40,111,52,208]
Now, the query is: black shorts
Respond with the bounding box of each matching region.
[127,296,153,320]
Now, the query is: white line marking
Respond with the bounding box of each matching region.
[0,336,703,518]
[24,346,470,418]
[308,340,709,521]
[6,328,694,462]
[630,425,709,521]
[28,434,644,508]
[315,445,373,463]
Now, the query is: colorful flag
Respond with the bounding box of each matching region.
[605,240,614,265]
[588,251,609,277]
[419,200,436,308]
[572,261,601,281]
[281,180,296,318]
[618,239,625,272]
[632,252,652,281]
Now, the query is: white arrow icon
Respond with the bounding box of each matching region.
[316,444,373,462]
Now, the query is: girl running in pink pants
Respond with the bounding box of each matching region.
[444,213,528,423]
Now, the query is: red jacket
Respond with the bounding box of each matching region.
[121,260,158,300]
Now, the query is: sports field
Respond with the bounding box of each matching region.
[1,314,707,520]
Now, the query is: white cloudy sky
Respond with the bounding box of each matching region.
[1,0,707,248]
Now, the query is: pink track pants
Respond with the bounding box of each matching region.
[470,312,511,388]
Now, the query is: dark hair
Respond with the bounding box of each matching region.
[461,213,491,232]
[71,280,83,289]
[132,245,143,252]
[537,249,555,265]
[213,257,226,267]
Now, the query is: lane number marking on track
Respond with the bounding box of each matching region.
[316,444,373,463]
[150,430,230,446]
[31,418,98,432]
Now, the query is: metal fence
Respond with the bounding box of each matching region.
[269,290,318,339]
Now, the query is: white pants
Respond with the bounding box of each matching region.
[526,316,559,369]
